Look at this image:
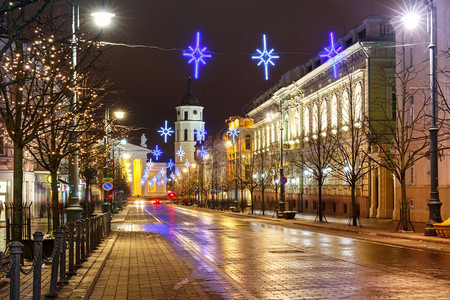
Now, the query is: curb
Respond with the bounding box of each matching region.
[176,205,450,246]
[66,232,118,300]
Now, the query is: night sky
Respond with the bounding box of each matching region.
[82,0,397,160]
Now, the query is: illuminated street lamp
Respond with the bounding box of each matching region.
[67,0,115,223]
[402,1,442,236]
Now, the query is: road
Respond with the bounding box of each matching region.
[92,202,450,299]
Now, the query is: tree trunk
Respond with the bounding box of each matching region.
[351,182,357,226]
[400,178,409,231]
[318,179,323,222]
[51,170,59,231]
[12,142,24,241]
[262,187,265,215]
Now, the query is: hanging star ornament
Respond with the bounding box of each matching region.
[184,159,191,168]
[227,128,240,143]
[167,159,175,171]
[158,120,174,143]
[252,34,279,80]
[198,146,208,160]
[151,145,163,160]
[183,31,212,79]
[319,32,342,79]
[176,146,185,161]
[147,159,155,170]
[194,128,207,144]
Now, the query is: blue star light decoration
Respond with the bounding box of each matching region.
[319,32,342,79]
[183,31,212,79]
[252,34,279,80]
[158,120,174,143]
[227,128,240,143]
[176,146,185,161]
[198,146,208,160]
[151,145,163,160]
[175,167,181,176]
[167,159,175,171]
[194,128,207,144]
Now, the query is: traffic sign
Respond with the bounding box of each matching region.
[280,176,288,185]
[102,182,113,191]
[112,190,118,195]
[102,177,113,183]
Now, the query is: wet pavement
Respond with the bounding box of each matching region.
[92,203,450,299]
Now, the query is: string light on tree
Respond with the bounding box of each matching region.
[176,146,185,160]
[194,128,207,144]
[151,145,163,160]
[183,31,212,79]
[319,32,342,79]
[252,34,279,80]
[198,146,208,160]
[167,159,175,171]
[158,120,174,143]
[227,128,240,143]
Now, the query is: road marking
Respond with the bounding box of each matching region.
[174,232,258,300]
[144,208,163,223]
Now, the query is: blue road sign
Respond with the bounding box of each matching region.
[102,182,113,191]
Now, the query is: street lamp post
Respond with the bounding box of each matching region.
[279,99,286,213]
[403,1,442,235]
[227,129,240,212]
[67,0,114,223]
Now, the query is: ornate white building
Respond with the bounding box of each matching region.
[174,78,205,168]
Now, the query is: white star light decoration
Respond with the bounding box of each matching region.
[227,128,240,143]
[194,128,207,144]
[252,34,279,80]
[183,31,212,79]
[176,146,185,161]
[184,159,191,168]
[151,145,163,160]
[147,159,155,170]
[158,120,174,143]
[167,159,175,171]
[319,32,342,79]
[198,146,208,160]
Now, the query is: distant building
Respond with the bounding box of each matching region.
[174,78,206,170]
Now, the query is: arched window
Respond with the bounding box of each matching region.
[304,106,310,136]
[331,94,338,127]
[342,90,350,125]
[184,129,188,141]
[312,103,318,133]
[354,83,362,121]
[245,135,251,150]
[321,100,327,130]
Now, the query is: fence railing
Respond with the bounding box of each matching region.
[0,212,111,300]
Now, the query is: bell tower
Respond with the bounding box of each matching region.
[174,78,205,168]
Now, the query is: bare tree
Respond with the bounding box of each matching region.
[296,96,337,222]
[240,150,258,214]
[369,43,429,231]
[330,69,371,226]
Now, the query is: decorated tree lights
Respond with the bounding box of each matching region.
[183,31,212,79]
[319,32,342,79]
[252,34,280,80]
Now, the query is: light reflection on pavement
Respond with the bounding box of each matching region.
[115,203,450,299]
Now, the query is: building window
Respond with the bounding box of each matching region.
[304,107,310,136]
[245,135,251,150]
[305,200,308,209]
[345,37,353,48]
[193,110,197,115]
[0,136,4,155]
[331,94,338,128]
[358,28,366,40]
[342,90,350,125]
[354,83,362,121]
[344,203,348,214]
[184,129,188,141]
[184,111,188,120]
[392,89,397,119]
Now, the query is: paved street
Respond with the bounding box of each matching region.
[90,202,450,299]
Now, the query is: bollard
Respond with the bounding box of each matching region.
[75,220,82,268]
[58,225,68,285]
[9,241,23,300]
[67,222,76,275]
[85,218,90,257]
[46,229,62,297]
[81,219,87,262]
[33,232,44,300]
